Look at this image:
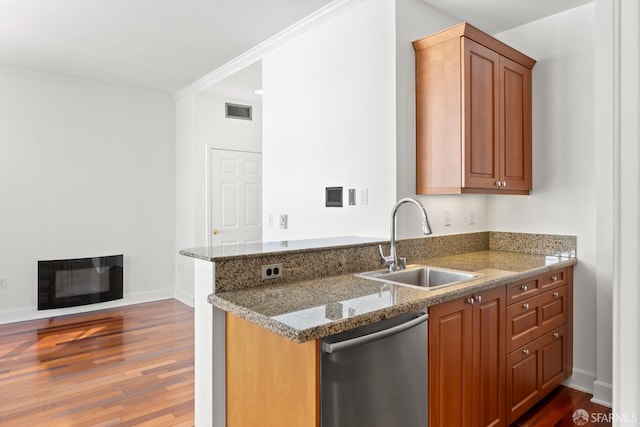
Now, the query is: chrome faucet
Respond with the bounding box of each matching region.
[379,198,432,272]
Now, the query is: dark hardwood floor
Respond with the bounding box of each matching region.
[514,385,612,427]
[0,299,610,426]
[0,299,194,426]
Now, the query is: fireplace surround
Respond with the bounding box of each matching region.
[38,254,123,310]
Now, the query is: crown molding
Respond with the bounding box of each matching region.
[0,64,172,99]
[174,0,364,100]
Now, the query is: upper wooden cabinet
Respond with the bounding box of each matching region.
[413,23,536,195]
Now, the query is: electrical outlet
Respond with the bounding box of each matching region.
[444,209,452,226]
[262,264,283,280]
[0,277,7,289]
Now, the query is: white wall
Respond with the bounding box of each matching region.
[261,0,396,241]
[395,0,489,238]
[0,69,175,324]
[486,4,604,402]
[195,88,263,247]
[174,73,262,306]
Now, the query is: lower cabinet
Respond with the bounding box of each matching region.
[226,313,320,427]
[428,286,506,427]
[506,325,567,423]
[225,266,573,427]
[505,268,573,424]
[428,267,573,427]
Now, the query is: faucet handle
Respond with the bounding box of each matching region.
[378,244,393,266]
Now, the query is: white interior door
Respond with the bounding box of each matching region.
[210,149,262,250]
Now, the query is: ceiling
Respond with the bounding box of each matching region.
[0,0,333,94]
[421,0,593,34]
[0,0,592,95]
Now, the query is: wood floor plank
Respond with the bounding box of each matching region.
[0,299,194,426]
[513,385,612,426]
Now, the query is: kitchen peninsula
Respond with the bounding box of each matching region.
[180,231,576,427]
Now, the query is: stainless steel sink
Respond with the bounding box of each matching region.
[356,265,481,290]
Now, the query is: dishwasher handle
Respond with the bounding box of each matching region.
[323,312,428,354]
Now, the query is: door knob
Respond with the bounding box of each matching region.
[213,229,220,235]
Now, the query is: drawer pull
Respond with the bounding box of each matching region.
[553,292,559,298]
[475,295,482,303]
[553,332,560,338]
[521,285,528,292]
[523,303,530,310]
[467,298,475,305]
[523,349,529,355]
[551,275,558,281]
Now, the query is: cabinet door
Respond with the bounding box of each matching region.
[472,287,506,427]
[506,340,541,424]
[499,56,532,191]
[462,37,501,190]
[506,325,567,424]
[429,296,473,427]
[540,325,567,395]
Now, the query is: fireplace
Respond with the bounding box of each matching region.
[38,255,123,310]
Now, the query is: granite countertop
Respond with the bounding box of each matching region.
[180,236,384,261]
[208,249,577,343]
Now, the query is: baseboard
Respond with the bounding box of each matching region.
[564,367,596,394]
[174,288,195,308]
[591,380,613,408]
[564,368,613,408]
[0,289,174,325]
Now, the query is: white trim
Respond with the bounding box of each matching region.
[592,380,613,408]
[0,64,172,99]
[194,259,215,426]
[0,290,175,325]
[565,367,596,394]
[174,0,365,100]
[612,0,640,419]
[174,287,195,308]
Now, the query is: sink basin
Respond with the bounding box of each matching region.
[356,265,481,290]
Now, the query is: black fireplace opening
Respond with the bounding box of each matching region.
[38,254,123,310]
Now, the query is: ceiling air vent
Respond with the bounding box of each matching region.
[225,103,252,120]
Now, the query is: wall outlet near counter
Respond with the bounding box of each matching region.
[444,209,452,226]
[262,264,283,280]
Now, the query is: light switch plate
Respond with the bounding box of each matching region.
[358,188,368,205]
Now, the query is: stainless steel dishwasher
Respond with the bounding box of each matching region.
[320,311,428,427]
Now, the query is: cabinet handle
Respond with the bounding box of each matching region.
[523,303,529,310]
[551,275,558,281]
[523,349,529,355]
[502,181,507,187]
[553,332,560,338]
[495,181,502,187]
[466,298,475,305]
[521,285,528,292]
[475,295,482,303]
[553,292,559,298]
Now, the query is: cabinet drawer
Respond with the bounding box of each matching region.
[506,325,567,424]
[507,286,567,352]
[507,268,566,305]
